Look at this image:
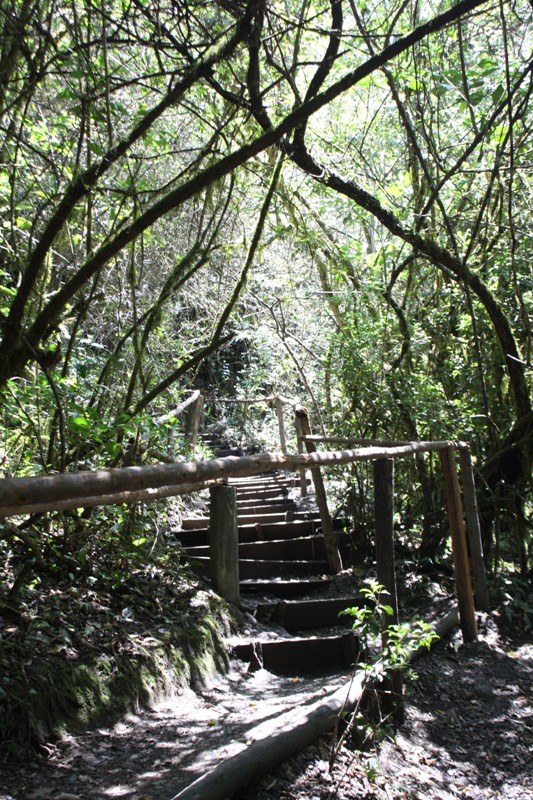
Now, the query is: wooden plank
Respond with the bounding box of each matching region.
[184,535,327,561]
[236,519,321,539]
[183,512,291,529]
[257,597,365,631]
[235,499,295,510]
[239,578,329,598]
[182,509,318,530]
[232,632,359,675]
[179,519,322,544]
[439,447,478,643]
[188,557,329,579]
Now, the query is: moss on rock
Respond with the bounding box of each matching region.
[0,586,238,759]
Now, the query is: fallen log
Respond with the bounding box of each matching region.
[170,672,366,800]
[170,607,460,800]
[410,607,460,661]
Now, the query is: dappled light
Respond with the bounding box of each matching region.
[1,0,532,798]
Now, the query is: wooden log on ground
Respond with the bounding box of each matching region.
[439,447,478,643]
[170,672,366,800]
[409,608,460,661]
[171,606,460,800]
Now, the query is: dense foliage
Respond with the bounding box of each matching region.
[0,0,531,590]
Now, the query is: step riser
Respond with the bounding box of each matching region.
[231,483,305,496]
[182,511,311,530]
[181,460,357,681]
[178,520,321,545]
[184,536,327,561]
[239,579,328,598]
[232,633,359,675]
[229,476,308,487]
[186,557,329,579]
[234,503,296,515]
[256,597,365,631]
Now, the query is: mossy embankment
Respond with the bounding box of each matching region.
[0,570,238,760]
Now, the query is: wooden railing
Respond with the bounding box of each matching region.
[0,397,489,644]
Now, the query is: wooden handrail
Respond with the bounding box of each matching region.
[155,390,201,423]
[0,442,474,517]
[300,435,470,450]
[0,434,486,640]
[205,394,299,406]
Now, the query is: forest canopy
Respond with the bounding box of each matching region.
[0,0,532,575]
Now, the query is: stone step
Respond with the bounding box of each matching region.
[232,632,359,675]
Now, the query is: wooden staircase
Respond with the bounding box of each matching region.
[181,470,362,676]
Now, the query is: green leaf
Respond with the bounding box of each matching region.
[492,84,505,105]
[68,415,90,433]
[15,216,32,231]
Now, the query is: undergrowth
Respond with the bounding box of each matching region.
[0,520,236,761]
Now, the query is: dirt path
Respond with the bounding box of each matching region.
[2,613,531,800]
[239,614,533,800]
[0,663,349,800]
[377,618,533,800]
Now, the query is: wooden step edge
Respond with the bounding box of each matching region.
[182,534,327,557]
[231,632,359,675]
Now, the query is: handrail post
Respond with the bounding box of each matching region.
[209,483,240,606]
[294,413,308,497]
[374,458,403,722]
[275,396,287,454]
[294,405,342,574]
[458,447,490,611]
[439,447,478,642]
[186,392,204,452]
